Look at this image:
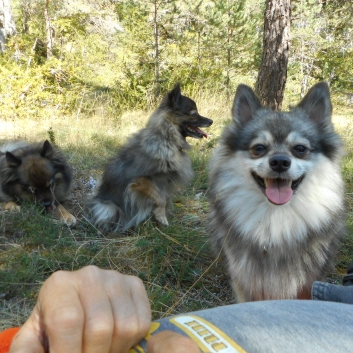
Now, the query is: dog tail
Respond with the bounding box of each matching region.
[87,198,127,233]
[0,141,29,155]
[87,192,155,234]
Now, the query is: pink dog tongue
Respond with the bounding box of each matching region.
[265,179,293,205]
[188,126,208,138]
[199,128,208,138]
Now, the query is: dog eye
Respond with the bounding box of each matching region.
[252,145,267,154]
[293,145,307,154]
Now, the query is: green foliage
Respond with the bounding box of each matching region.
[2,0,350,117]
[47,127,56,144]
[1,0,265,117]
[289,0,353,96]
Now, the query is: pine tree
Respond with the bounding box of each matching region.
[255,0,291,110]
[0,0,16,52]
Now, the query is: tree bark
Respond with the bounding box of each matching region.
[153,0,160,96]
[0,0,16,52]
[44,0,54,58]
[21,0,31,34]
[255,0,291,111]
[226,3,231,96]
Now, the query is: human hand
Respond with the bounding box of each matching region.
[147,331,202,353]
[9,265,151,353]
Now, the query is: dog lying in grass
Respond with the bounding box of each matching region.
[0,140,76,226]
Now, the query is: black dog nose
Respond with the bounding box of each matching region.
[205,118,213,126]
[42,201,52,207]
[269,155,291,172]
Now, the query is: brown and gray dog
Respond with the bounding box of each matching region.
[0,140,76,225]
[88,83,212,233]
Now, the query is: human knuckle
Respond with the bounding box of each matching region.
[116,317,140,339]
[47,270,70,285]
[127,275,145,290]
[86,318,113,338]
[80,265,101,280]
[139,316,151,333]
[47,308,83,330]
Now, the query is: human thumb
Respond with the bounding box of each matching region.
[9,312,46,353]
[147,331,201,353]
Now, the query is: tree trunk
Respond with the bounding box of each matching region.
[226,4,231,96]
[44,0,54,58]
[21,0,31,34]
[153,0,160,96]
[0,0,16,52]
[255,0,291,111]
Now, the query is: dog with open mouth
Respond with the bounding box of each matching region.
[87,83,213,233]
[208,82,345,302]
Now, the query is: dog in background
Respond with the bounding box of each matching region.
[208,82,345,302]
[0,140,76,226]
[88,83,213,233]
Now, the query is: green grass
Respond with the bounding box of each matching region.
[0,105,231,329]
[0,91,353,330]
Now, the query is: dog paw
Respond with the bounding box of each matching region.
[3,201,21,212]
[62,213,77,226]
[156,215,169,226]
[53,205,77,226]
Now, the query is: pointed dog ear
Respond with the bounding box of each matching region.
[6,152,22,167]
[40,140,54,158]
[232,84,263,126]
[296,82,332,129]
[166,82,182,109]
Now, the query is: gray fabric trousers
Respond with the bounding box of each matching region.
[131,284,353,353]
